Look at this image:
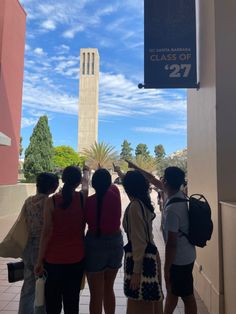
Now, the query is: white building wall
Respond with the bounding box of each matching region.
[188,0,236,313]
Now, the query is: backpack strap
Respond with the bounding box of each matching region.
[165,197,188,208]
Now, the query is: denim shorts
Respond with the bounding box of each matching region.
[85,231,123,272]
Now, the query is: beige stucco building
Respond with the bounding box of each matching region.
[188,1,236,313]
[78,48,99,153]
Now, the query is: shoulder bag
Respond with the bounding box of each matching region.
[124,200,163,301]
[0,207,28,258]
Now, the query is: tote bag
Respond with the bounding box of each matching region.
[0,207,28,258]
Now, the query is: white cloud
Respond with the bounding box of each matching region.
[22,68,78,115]
[55,44,70,54]
[25,44,30,51]
[38,4,55,16]
[27,109,48,118]
[34,47,46,56]
[51,55,67,61]
[21,117,38,128]
[106,18,126,32]
[22,36,187,119]
[99,72,186,117]
[21,1,120,39]
[122,0,143,12]
[133,123,187,135]
[62,25,84,39]
[54,57,79,78]
[22,65,186,119]
[41,20,56,31]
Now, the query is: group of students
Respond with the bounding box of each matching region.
[16,160,197,314]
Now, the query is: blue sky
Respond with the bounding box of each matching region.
[20,0,187,157]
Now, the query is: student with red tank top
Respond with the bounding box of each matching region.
[85,168,123,314]
[35,166,89,314]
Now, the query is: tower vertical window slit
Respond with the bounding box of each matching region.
[82,53,85,75]
[87,53,90,75]
[92,53,95,75]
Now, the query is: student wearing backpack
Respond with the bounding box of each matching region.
[161,167,197,314]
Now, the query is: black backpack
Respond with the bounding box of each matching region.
[166,194,213,248]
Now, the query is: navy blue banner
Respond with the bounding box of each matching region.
[144,0,197,89]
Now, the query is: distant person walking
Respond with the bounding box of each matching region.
[18,172,59,314]
[35,166,89,314]
[85,168,123,314]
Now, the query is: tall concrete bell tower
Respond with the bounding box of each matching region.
[78,48,99,153]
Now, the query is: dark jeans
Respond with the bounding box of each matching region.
[44,260,85,314]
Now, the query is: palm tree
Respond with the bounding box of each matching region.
[82,142,118,169]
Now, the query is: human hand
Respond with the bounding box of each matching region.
[34,262,44,277]
[129,273,141,290]
[83,165,90,172]
[113,163,120,173]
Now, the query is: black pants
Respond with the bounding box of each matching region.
[44,260,84,314]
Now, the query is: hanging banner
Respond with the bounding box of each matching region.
[144,0,197,89]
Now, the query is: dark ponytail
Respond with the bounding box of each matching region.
[61,166,82,209]
[123,170,156,218]
[92,169,111,236]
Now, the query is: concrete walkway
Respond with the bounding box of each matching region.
[0,187,209,313]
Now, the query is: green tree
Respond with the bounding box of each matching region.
[23,116,54,182]
[82,142,118,169]
[53,146,84,171]
[157,149,187,177]
[154,144,165,159]
[19,136,23,157]
[120,140,133,160]
[135,143,150,158]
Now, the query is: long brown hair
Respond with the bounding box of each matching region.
[123,170,155,218]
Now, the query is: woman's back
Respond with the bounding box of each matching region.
[45,191,85,264]
[85,184,121,235]
[25,194,47,239]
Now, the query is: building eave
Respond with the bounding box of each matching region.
[0,132,11,146]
